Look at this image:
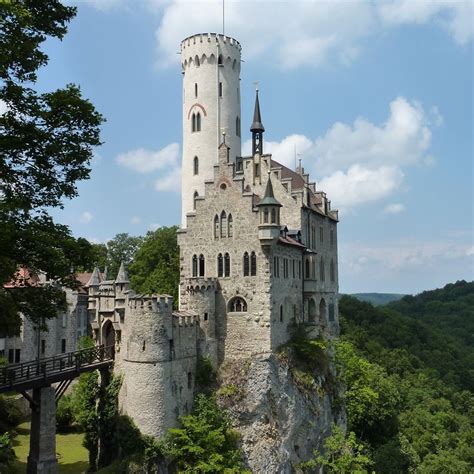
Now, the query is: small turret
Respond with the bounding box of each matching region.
[86,267,101,287]
[115,261,129,284]
[257,173,282,243]
[250,88,264,156]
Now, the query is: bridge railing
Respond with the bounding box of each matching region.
[0,345,114,390]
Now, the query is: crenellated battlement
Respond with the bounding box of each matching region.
[172,311,199,327]
[126,293,173,315]
[184,277,217,293]
[181,33,241,72]
[181,33,241,51]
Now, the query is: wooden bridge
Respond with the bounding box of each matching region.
[0,345,114,474]
[0,344,114,395]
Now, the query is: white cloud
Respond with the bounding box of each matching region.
[154,1,472,70]
[154,166,181,193]
[319,165,404,210]
[378,0,473,45]
[384,203,405,214]
[262,97,437,211]
[243,134,313,169]
[116,143,179,173]
[131,216,141,225]
[312,97,433,176]
[79,211,93,223]
[340,238,473,274]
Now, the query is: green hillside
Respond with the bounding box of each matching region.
[349,293,407,306]
[337,280,474,472]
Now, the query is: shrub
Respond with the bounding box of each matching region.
[0,432,16,469]
[56,394,74,432]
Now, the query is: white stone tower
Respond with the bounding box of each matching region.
[181,33,242,226]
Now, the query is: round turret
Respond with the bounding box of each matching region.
[181,33,242,226]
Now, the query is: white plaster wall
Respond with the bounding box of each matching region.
[181,33,242,226]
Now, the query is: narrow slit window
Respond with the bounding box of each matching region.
[193,156,199,175]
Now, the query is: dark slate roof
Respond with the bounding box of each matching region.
[257,174,282,207]
[250,90,265,133]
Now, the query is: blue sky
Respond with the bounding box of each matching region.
[39,0,473,294]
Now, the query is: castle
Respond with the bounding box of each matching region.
[87,33,340,440]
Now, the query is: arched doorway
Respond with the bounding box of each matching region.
[102,320,115,348]
[308,299,317,323]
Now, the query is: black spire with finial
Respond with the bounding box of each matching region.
[250,86,264,156]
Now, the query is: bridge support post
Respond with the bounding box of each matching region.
[27,386,58,474]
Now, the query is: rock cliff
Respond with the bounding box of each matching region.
[217,351,344,473]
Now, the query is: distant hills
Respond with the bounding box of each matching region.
[344,293,407,306]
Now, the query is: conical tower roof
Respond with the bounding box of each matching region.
[115,261,130,284]
[86,266,101,287]
[250,90,265,133]
[257,173,282,207]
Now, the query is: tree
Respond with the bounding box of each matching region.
[0,0,104,335]
[301,425,373,473]
[105,233,143,279]
[163,394,245,473]
[129,227,179,304]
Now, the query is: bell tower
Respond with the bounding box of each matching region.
[180,33,242,227]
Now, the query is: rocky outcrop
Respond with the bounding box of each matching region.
[218,353,345,473]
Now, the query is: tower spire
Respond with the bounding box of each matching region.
[250,87,264,156]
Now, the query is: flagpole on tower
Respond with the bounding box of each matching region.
[223,0,225,35]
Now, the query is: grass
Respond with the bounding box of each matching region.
[10,421,89,473]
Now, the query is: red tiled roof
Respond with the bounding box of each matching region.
[278,235,306,250]
[4,268,40,288]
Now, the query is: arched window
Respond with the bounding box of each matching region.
[228,214,233,238]
[218,54,223,66]
[229,297,247,312]
[236,116,241,137]
[193,191,198,210]
[320,257,325,282]
[217,253,223,277]
[194,83,198,97]
[264,208,269,223]
[220,211,227,238]
[279,305,284,322]
[192,255,198,277]
[193,156,199,175]
[199,254,205,277]
[271,208,276,224]
[196,112,201,132]
[305,259,310,279]
[243,252,249,276]
[195,55,200,67]
[214,215,219,239]
[224,253,230,277]
[330,259,335,282]
[191,113,196,132]
[250,251,257,276]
